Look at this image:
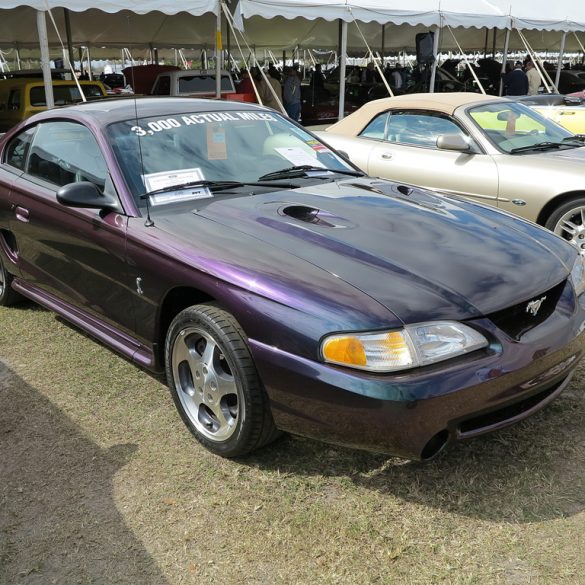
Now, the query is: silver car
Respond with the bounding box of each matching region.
[318,93,585,250]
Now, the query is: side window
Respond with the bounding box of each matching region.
[152,76,171,95]
[386,111,469,148]
[26,121,108,191]
[359,112,390,140]
[4,126,36,171]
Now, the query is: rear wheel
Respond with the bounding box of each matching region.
[0,254,21,306]
[545,197,585,253]
[165,303,279,457]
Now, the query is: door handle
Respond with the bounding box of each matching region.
[380,152,393,160]
[15,206,30,223]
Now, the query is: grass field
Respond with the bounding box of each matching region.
[1,302,584,584]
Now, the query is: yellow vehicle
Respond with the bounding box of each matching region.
[0,78,107,132]
[515,94,585,135]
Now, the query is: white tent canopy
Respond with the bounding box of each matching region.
[1,0,218,15]
[234,0,508,29]
[234,16,585,53]
[234,0,585,32]
[0,0,222,105]
[0,7,218,49]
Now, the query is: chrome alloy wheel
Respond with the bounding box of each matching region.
[171,326,241,442]
[553,206,585,252]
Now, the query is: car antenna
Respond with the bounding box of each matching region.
[133,98,154,228]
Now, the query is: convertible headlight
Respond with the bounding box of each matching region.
[321,321,488,372]
[570,254,585,297]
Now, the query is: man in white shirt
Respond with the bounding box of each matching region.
[526,61,541,96]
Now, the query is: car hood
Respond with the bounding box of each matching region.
[535,145,585,163]
[155,178,574,325]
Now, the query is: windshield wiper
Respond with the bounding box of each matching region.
[257,165,364,181]
[141,179,296,198]
[510,141,579,154]
[562,134,585,143]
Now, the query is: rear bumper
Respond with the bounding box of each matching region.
[250,316,585,460]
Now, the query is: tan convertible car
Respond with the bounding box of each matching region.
[318,93,585,250]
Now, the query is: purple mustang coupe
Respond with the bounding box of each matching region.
[1,98,584,460]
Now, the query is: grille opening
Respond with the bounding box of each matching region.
[458,380,563,435]
[487,280,567,340]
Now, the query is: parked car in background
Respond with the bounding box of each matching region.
[1,97,584,460]
[319,92,585,249]
[151,69,236,99]
[0,77,107,132]
[512,93,585,135]
[555,69,585,95]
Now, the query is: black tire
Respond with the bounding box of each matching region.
[0,253,21,307]
[164,303,280,457]
[545,197,585,252]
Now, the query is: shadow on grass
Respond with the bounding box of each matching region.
[244,385,585,524]
[0,361,168,585]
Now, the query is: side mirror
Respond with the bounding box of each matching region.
[497,110,517,121]
[57,181,119,211]
[436,134,472,153]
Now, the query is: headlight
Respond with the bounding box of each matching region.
[570,254,585,297]
[321,321,488,373]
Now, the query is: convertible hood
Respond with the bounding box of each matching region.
[162,179,574,324]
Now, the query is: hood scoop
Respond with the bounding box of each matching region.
[280,204,355,229]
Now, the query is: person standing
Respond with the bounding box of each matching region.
[525,60,541,95]
[503,61,528,96]
[258,68,283,111]
[283,66,301,121]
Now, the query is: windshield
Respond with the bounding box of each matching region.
[467,101,576,154]
[108,109,354,206]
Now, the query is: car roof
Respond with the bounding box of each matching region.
[26,96,272,126]
[326,92,506,135]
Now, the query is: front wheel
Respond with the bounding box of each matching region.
[165,303,279,457]
[545,197,585,253]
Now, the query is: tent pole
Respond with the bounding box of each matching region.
[492,28,496,57]
[429,23,441,93]
[36,10,54,109]
[63,8,75,71]
[555,32,567,91]
[216,7,222,98]
[499,28,510,96]
[338,20,347,120]
[86,46,92,79]
[381,24,385,64]
[226,10,231,71]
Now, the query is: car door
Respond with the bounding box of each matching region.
[5,120,136,335]
[0,126,34,275]
[363,110,500,208]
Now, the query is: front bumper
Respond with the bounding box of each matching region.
[250,304,585,460]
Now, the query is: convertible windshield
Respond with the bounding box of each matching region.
[108,109,354,206]
[467,101,579,154]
